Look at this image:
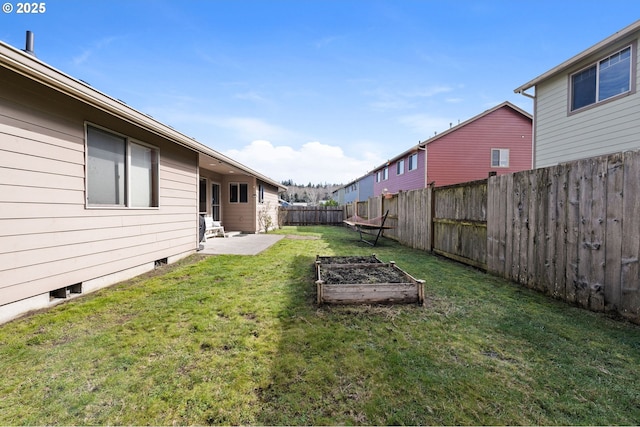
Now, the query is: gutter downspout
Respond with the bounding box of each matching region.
[417,143,427,188]
[515,87,537,169]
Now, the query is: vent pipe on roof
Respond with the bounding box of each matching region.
[23,31,35,56]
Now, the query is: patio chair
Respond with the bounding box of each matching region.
[204,217,226,238]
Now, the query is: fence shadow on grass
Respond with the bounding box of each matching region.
[258,226,640,425]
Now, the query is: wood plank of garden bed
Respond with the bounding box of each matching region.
[320,283,421,304]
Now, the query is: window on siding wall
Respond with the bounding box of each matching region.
[397,159,404,175]
[408,153,418,171]
[199,178,207,213]
[130,142,159,207]
[86,125,159,208]
[382,167,388,180]
[230,183,248,203]
[258,184,265,203]
[571,45,632,111]
[491,149,509,167]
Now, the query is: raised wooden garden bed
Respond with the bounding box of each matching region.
[315,255,425,305]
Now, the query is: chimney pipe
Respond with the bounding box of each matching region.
[24,31,35,56]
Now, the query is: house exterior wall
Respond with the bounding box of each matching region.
[198,170,224,219]
[343,182,358,204]
[256,180,280,232]
[534,33,640,167]
[426,106,532,186]
[358,174,375,200]
[373,149,425,195]
[332,187,345,205]
[0,68,198,311]
[221,175,255,233]
[341,174,375,205]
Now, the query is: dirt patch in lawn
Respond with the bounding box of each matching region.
[285,235,320,240]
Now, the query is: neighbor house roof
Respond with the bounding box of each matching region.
[371,101,532,172]
[419,101,531,147]
[514,19,640,94]
[0,39,286,191]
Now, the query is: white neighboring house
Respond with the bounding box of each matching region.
[515,19,640,168]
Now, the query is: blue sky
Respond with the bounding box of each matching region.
[2,1,640,184]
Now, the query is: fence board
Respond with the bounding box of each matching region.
[605,152,624,312]
[565,161,580,304]
[553,163,568,299]
[280,206,343,225]
[342,148,640,323]
[432,180,487,269]
[589,158,607,311]
[576,158,593,308]
[537,167,552,294]
[621,150,640,316]
[545,165,556,296]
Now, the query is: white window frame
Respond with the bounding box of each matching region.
[258,183,265,203]
[230,182,249,203]
[491,148,509,168]
[408,153,418,171]
[382,166,388,181]
[211,182,221,221]
[397,159,405,175]
[85,123,159,209]
[569,43,635,113]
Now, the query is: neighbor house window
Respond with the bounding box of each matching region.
[86,125,159,208]
[408,153,418,171]
[376,171,381,182]
[570,45,632,111]
[491,149,509,167]
[382,167,388,181]
[397,159,405,175]
[230,183,248,203]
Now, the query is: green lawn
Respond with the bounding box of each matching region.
[1,225,640,425]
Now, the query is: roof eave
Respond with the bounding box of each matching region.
[514,18,640,93]
[421,101,531,147]
[0,40,285,191]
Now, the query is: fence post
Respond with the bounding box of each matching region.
[429,182,435,252]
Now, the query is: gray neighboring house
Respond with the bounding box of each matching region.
[333,173,374,205]
[0,35,285,324]
[515,19,640,168]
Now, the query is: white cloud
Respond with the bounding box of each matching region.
[315,35,342,48]
[233,91,270,104]
[72,36,118,65]
[143,109,295,143]
[397,114,453,137]
[367,85,454,111]
[215,117,294,141]
[224,140,383,184]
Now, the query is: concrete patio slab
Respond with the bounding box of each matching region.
[198,233,285,255]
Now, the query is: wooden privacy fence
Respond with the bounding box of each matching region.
[341,148,640,323]
[280,206,344,225]
[433,180,487,269]
[487,150,640,320]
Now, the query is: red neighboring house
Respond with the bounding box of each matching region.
[372,101,532,194]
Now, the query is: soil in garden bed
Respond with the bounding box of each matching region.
[316,255,381,265]
[320,264,409,285]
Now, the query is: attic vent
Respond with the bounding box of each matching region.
[23,31,35,56]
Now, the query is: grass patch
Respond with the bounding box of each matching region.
[1,226,640,425]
